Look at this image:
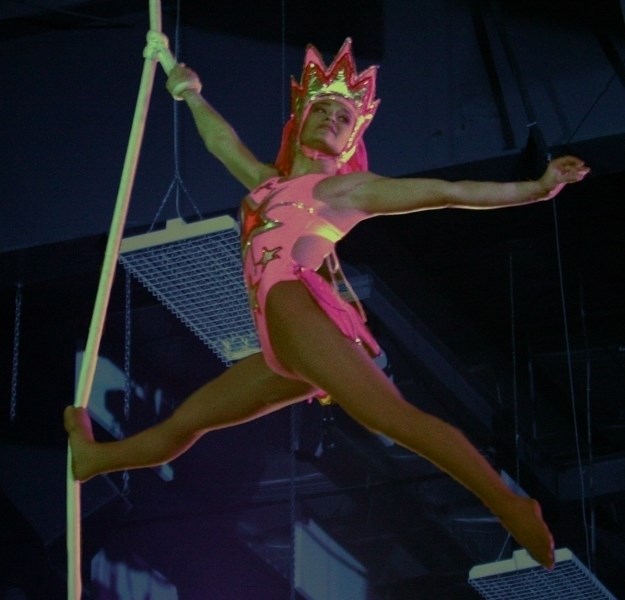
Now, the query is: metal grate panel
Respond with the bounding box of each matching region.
[469,548,617,600]
[120,216,259,364]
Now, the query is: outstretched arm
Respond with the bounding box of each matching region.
[166,64,278,190]
[341,156,589,215]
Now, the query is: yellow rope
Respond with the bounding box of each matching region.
[66,2,176,596]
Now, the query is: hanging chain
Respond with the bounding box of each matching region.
[124,270,132,422]
[10,282,23,423]
[122,269,132,496]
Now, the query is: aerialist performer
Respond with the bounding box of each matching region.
[65,38,589,569]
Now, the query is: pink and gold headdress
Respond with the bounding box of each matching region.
[275,38,380,175]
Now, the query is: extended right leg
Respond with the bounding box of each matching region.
[266,282,555,568]
[64,352,315,481]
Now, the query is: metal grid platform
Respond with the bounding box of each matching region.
[120,216,259,364]
[469,548,617,599]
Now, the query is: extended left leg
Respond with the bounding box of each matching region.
[65,352,315,481]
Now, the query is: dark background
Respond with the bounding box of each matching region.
[1,1,625,598]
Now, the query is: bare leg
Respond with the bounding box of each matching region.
[266,282,555,569]
[64,352,315,482]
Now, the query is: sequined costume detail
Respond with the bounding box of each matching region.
[241,173,380,380]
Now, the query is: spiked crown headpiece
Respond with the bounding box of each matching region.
[275,38,380,174]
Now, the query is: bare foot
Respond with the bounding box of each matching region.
[496,496,555,569]
[64,406,100,482]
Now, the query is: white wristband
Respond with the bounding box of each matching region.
[170,81,203,101]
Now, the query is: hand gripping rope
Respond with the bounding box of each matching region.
[66,2,179,598]
[144,29,202,98]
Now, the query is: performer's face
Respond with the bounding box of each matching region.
[299,99,357,156]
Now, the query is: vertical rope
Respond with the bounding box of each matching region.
[10,282,23,424]
[497,252,518,561]
[289,403,298,600]
[508,252,521,483]
[278,4,299,599]
[173,0,183,204]
[579,275,596,572]
[551,199,592,566]
[281,0,287,130]
[172,0,202,221]
[149,0,202,232]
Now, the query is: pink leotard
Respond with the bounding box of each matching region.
[240,173,380,382]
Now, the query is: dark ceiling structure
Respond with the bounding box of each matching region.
[1,1,625,599]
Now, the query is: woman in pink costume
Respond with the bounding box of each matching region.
[66,39,589,569]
